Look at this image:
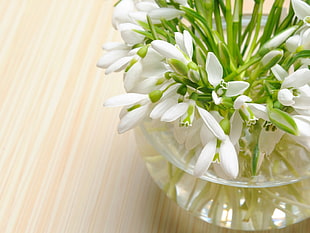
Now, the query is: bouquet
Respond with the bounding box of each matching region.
[98,0,310,180]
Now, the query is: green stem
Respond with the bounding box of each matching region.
[244,0,263,62]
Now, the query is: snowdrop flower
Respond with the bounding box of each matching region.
[97,42,133,74]
[104,89,164,133]
[206,52,250,104]
[104,93,152,133]
[118,23,145,45]
[173,118,203,151]
[124,47,169,93]
[148,8,184,22]
[194,107,239,179]
[112,0,135,28]
[290,115,310,150]
[286,27,310,52]
[233,95,258,126]
[272,65,310,112]
[292,0,310,26]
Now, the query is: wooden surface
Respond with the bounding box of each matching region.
[0,0,309,232]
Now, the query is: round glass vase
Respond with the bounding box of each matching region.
[134,118,310,231]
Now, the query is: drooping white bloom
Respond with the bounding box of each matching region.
[194,107,239,179]
[205,53,250,102]
[104,93,152,133]
[151,40,188,64]
[118,23,145,45]
[271,65,310,112]
[124,48,169,93]
[148,8,184,21]
[286,28,310,52]
[292,0,310,25]
[112,0,135,28]
[290,115,310,150]
[97,42,132,74]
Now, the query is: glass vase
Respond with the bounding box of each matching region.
[134,118,310,231]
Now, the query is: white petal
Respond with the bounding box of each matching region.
[124,62,143,92]
[286,35,301,52]
[301,28,310,49]
[118,105,149,133]
[229,111,243,145]
[233,95,252,109]
[219,137,239,179]
[185,126,201,150]
[293,115,310,137]
[200,124,215,145]
[263,26,298,49]
[104,93,147,107]
[293,85,310,109]
[173,122,188,144]
[290,135,310,150]
[197,107,226,140]
[193,138,217,177]
[105,56,132,74]
[129,12,148,23]
[151,40,187,63]
[97,50,129,69]
[278,89,295,106]
[212,91,222,105]
[271,64,288,81]
[205,52,223,87]
[112,0,135,28]
[259,129,284,155]
[148,8,184,21]
[150,98,177,119]
[262,50,283,66]
[282,68,310,88]
[292,0,310,20]
[161,102,188,122]
[131,77,158,94]
[183,30,193,58]
[247,103,269,121]
[136,2,158,11]
[118,23,145,45]
[226,81,250,97]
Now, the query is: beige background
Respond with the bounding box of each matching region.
[0,0,309,232]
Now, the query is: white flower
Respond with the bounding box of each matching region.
[118,23,145,45]
[97,42,132,74]
[292,0,310,25]
[286,28,310,52]
[148,8,184,22]
[272,65,310,112]
[290,115,310,149]
[104,93,151,133]
[206,52,250,101]
[151,40,188,64]
[194,107,239,179]
[234,95,258,125]
[124,48,169,93]
[112,0,135,28]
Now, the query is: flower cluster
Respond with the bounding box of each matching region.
[99,0,310,179]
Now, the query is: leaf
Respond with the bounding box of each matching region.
[268,107,299,135]
[252,142,260,176]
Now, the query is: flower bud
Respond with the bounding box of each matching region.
[219,118,230,135]
[259,26,298,55]
[149,90,163,103]
[137,45,149,58]
[177,85,187,96]
[168,58,188,75]
[261,49,283,69]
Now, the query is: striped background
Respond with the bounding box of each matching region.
[0,0,309,232]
